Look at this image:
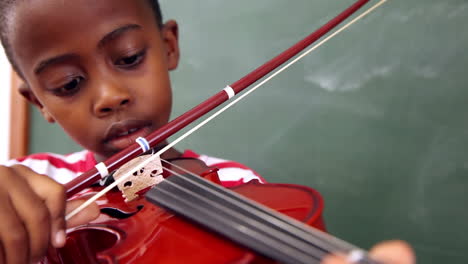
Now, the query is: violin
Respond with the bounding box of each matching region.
[43,0,387,263]
[47,158,327,263]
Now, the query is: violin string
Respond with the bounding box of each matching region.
[159,160,377,263]
[160,160,334,251]
[155,163,378,264]
[65,0,387,234]
[152,166,324,263]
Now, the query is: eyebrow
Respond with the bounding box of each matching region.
[34,54,78,74]
[97,24,142,49]
[34,24,142,75]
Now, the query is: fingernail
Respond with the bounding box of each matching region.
[55,230,66,247]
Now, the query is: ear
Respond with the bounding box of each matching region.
[19,83,55,123]
[161,20,180,71]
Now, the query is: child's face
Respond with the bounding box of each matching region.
[9,0,179,160]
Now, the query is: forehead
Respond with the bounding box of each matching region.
[8,0,155,76]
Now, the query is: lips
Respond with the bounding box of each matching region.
[103,120,153,150]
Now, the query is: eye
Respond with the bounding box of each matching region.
[115,49,146,69]
[52,76,84,96]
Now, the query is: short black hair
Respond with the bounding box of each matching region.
[0,0,163,78]
[147,0,164,27]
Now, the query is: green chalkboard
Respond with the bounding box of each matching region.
[29,0,468,263]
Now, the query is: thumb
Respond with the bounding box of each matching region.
[369,240,416,264]
[65,199,100,228]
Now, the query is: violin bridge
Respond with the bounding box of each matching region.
[113,154,164,202]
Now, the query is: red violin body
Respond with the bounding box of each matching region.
[44,159,325,264]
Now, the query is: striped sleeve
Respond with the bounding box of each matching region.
[181,150,266,187]
[3,150,96,184]
[4,149,264,187]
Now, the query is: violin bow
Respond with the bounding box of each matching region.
[66,0,387,220]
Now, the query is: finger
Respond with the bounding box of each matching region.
[0,241,4,264]
[12,165,66,248]
[369,240,416,264]
[321,254,347,264]
[0,165,53,263]
[0,193,29,264]
[66,199,100,228]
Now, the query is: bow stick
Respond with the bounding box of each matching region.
[66,0,387,220]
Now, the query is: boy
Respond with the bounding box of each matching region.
[0,0,263,262]
[0,0,413,263]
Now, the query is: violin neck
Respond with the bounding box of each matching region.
[145,173,377,264]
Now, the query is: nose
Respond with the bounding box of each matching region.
[93,81,132,117]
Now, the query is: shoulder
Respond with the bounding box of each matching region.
[181,150,266,187]
[4,150,96,184]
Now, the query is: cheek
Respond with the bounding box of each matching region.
[140,86,172,120]
[48,106,99,146]
[135,68,173,120]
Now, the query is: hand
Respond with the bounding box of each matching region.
[0,165,99,263]
[321,240,415,264]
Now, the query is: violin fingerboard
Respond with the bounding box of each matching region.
[147,175,322,264]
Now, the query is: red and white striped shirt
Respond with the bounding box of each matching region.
[5,149,265,187]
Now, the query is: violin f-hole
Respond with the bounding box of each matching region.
[100,205,144,219]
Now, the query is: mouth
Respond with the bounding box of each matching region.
[104,120,153,150]
[115,127,140,137]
